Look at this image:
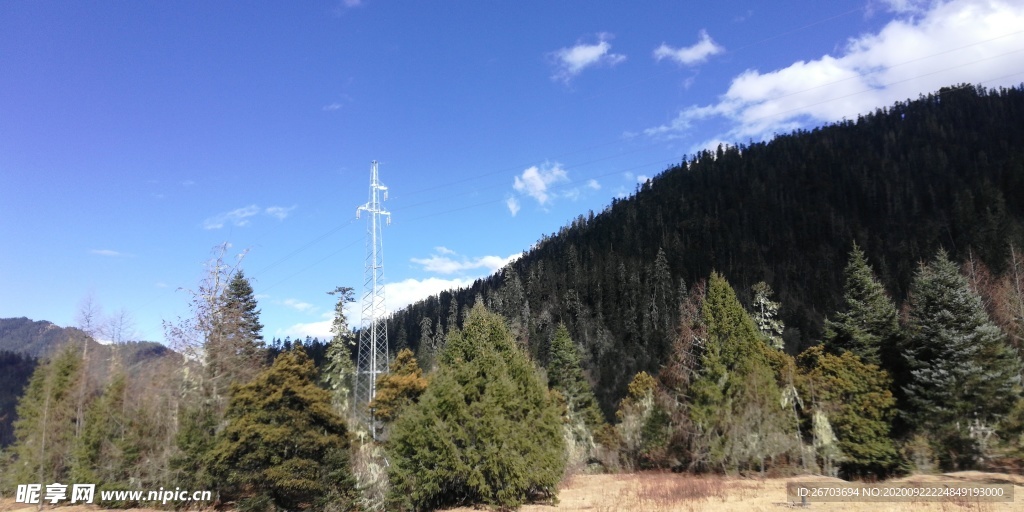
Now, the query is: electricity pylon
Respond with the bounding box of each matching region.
[355,160,390,435]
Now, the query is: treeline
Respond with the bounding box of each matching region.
[0,251,570,511]
[3,244,1023,511]
[599,244,1024,478]
[385,83,1024,417]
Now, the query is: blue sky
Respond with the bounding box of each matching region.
[2,0,1023,344]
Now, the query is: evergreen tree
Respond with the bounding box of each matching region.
[72,373,138,504]
[6,345,82,487]
[322,286,357,418]
[687,272,794,473]
[548,323,603,428]
[797,346,898,477]
[901,249,1022,468]
[615,371,670,469]
[213,269,267,389]
[370,348,427,424]
[751,281,785,350]
[823,243,901,368]
[547,323,605,468]
[388,304,564,510]
[209,349,358,512]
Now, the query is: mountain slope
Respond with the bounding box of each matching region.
[386,84,1024,416]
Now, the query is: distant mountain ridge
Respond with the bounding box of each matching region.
[0,317,179,448]
[384,84,1024,416]
[0,317,93,358]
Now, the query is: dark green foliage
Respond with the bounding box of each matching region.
[172,401,218,492]
[797,346,898,477]
[824,243,902,368]
[688,273,794,473]
[384,85,1024,416]
[5,344,82,487]
[211,270,267,389]
[72,374,142,506]
[322,286,357,417]
[209,349,358,512]
[901,249,1022,469]
[224,270,265,345]
[388,304,565,511]
[547,323,603,431]
[0,350,37,447]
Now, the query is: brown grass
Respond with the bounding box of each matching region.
[3,472,1022,512]
[443,471,1024,512]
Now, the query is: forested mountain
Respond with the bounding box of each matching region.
[385,84,1024,416]
[0,317,93,358]
[0,317,178,448]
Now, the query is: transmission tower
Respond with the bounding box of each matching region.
[356,160,390,434]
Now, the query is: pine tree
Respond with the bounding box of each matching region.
[687,272,794,473]
[322,286,357,418]
[72,373,138,503]
[548,324,603,428]
[797,346,898,477]
[823,243,901,368]
[209,349,358,512]
[901,249,1022,468]
[213,270,267,389]
[615,371,671,469]
[547,323,605,468]
[388,304,564,510]
[751,281,785,350]
[6,345,82,487]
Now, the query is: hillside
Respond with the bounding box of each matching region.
[0,317,179,448]
[0,317,93,359]
[384,84,1024,416]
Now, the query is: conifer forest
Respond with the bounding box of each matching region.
[4,84,1024,511]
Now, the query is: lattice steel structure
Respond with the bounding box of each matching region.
[355,160,390,433]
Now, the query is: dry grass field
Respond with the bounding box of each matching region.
[3,471,1023,512]
[448,471,1024,512]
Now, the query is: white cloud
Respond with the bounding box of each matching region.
[283,298,316,313]
[385,277,476,314]
[882,0,929,13]
[506,197,521,216]
[322,103,342,111]
[411,249,521,275]
[278,319,333,341]
[265,205,296,220]
[587,179,601,190]
[288,275,484,338]
[512,163,569,206]
[203,205,260,229]
[90,249,130,257]
[637,174,650,183]
[551,33,626,83]
[653,30,724,66]
[646,0,1024,144]
[435,246,457,255]
[203,204,296,229]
